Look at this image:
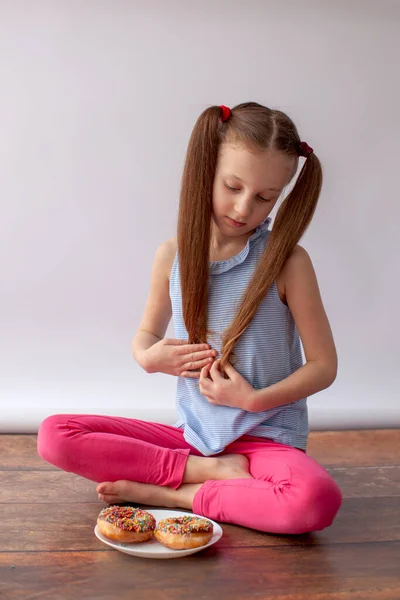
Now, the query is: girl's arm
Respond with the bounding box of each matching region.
[250,245,337,413]
[132,239,174,370]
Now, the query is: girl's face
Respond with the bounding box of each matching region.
[211,143,297,240]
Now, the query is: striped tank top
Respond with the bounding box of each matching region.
[169,215,308,456]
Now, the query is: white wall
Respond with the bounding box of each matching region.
[1,0,399,433]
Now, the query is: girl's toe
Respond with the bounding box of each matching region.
[98,492,122,504]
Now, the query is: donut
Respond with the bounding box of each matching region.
[97,506,156,543]
[154,515,213,550]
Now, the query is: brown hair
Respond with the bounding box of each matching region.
[177,102,323,371]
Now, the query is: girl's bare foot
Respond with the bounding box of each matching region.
[215,454,253,480]
[182,453,253,483]
[96,480,202,510]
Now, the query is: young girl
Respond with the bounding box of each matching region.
[37,102,342,534]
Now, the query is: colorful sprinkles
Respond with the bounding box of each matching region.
[156,516,213,535]
[98,506,156,532]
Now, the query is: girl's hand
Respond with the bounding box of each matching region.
[143,338,218,378]
[199,359,256,411]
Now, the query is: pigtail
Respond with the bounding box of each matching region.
[177,106,222,344]
[219,152,323,371]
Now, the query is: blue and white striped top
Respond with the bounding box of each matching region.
[169,215,308,456]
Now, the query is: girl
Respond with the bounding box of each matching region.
[37,102,342,534]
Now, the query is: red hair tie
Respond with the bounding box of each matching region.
[220,105,231,122]
[299,141,313,157]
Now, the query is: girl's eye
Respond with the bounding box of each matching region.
[225,183,271,203]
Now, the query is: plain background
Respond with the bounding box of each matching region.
[1,0,399,432]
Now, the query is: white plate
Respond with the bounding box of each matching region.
[94,509,223,559]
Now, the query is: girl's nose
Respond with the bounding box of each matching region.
[234,196,252,218]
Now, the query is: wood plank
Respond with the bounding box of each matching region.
[0,435,54,470]
[0,497,399,552]
[2,464,399,505]
[0,544,399,600]
[327,465,400,497]
[0,471,99,503]
[1,430,400,471]
[307,430,400,466]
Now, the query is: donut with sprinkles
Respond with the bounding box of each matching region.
[155,515,214,550]
[97,506,156,543]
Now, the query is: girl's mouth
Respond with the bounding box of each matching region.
[227,217,246,228]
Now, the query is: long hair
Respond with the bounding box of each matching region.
[177,102,322,371]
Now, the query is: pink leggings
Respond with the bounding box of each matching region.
[37,414,342,534]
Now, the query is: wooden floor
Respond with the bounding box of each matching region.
[0,430,399,600]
